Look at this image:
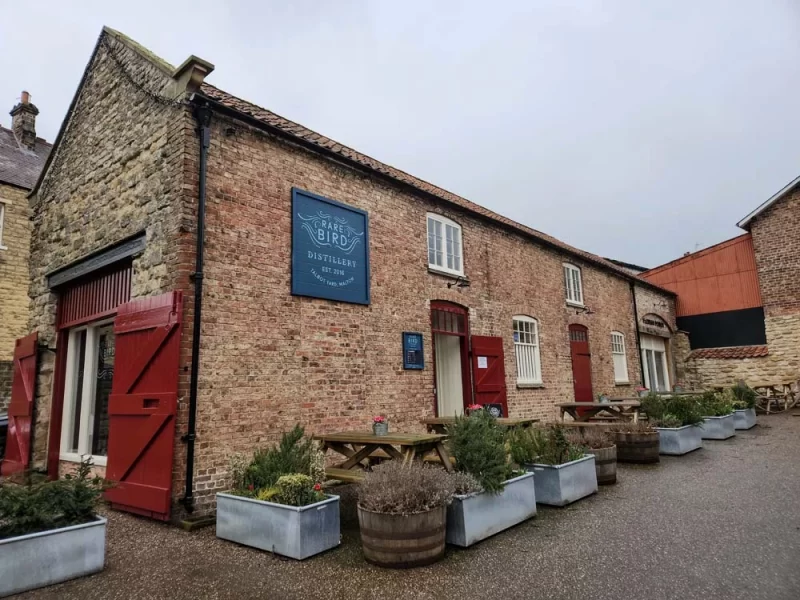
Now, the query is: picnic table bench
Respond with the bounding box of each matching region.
[559,401,641,423]
[421,416,539,434]
[314,431,454,480]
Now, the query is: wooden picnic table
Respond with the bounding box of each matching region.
[314,431,454,481]
[559,401,641,423]
[421,416,539,434]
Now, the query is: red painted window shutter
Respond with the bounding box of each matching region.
[1,333,38,476]
[471,335,508,417]
[105,291,183,521]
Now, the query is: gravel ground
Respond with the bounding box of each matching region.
[20,414,800,600]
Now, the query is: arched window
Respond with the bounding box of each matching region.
[513,316,542,384]
[610,331,629,383]
[563,263,583,305]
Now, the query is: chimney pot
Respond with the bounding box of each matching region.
[10,90,39,151]
[21,91,30,104]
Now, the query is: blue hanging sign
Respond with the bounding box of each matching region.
[291,188,370,305]
[403,332,424,370]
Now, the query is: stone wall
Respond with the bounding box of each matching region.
[0,182,32,412]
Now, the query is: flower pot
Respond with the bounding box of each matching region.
[611,431,660,464]
[525,454,598,506]
[700,414,735,440]
[446,472,536,547]
[216,492,340,560]
[656,425,703,455]
[585,445,617,485]
[358,504,446,568]
[0,516,106,597]
[733,408,756,430]
[372,422,389,436]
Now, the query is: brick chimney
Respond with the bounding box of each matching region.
[10,91,39,151]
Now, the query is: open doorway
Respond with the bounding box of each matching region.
[431,301,471,416]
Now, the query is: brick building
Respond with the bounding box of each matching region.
[6,28,676,519]
[642,178,800,390]
[0,92,51,412]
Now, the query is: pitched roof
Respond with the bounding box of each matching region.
[737,174,800,230]
[688,345,768,360]
[0,126,51,189]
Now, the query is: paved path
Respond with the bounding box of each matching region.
[22,415,800,600]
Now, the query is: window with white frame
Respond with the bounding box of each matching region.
[563,263,583,305]
[0,201,6,249]
[427,213,463,276]
[513,316,542,384]
[60,320,116,465]
[611,331,629,383]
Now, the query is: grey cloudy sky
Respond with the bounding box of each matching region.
[3,1,799,267]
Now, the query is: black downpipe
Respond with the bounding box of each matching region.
[182,102,212,512]
[630,281,645,387]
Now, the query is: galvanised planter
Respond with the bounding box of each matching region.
[733,408,757,430]
[216,492,340,560]
[657,425,703,455]
[446,472,536,547]
[0,517,106,598]
[525,454,598,507]
[700,414,736,440]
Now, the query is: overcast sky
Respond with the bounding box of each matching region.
[2,1,799,267]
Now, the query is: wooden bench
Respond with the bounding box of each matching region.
[324,468,365,483]
[559,422,616,428]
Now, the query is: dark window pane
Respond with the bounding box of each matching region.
[70,330,88,454]
[91,325,115,457]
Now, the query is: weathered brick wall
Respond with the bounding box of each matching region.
[28,31,190,471]
[0,182,31,412]
[187,111,673,513]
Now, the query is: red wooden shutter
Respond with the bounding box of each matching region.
[2,333,38,476]
[471,336,508,417]
[105,291,183,521]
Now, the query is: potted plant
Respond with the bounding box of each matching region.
[729,383,757,430]
[445,410,536,547]
[641,394,704,455]
[607,421,660,464]
[372,415,389,436]
[465,403,484,415]
[566,428,617,484]
[216,425,339,560]
[0,458,108,597]
[508,426,597,506]
[597,392,610,404]
[636,386,649,398]
[697,391,736,440]
[357,461,456,568]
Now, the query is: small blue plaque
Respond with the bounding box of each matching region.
[403,332,424,370]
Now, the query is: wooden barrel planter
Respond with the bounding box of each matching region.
[612,431,660,464]
[357,505,446,568]
[586,445,617,485]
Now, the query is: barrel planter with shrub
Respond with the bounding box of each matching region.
[608,422,660,464]
[566,428,617,484]
[641,393,705,456]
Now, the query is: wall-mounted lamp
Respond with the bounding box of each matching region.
[573,305,594,316]
[447,276,471,290]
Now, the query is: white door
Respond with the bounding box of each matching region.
[434,333,464,417]
[640,334,670,392]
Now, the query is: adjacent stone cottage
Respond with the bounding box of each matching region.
[13,28,675,519]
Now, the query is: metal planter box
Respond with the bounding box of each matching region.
[733,408,756,430]
[0,517,106,598]
[525,454,597,507]
[446,472,536,547]
[216,492,340,560]
[700,414,736,440]
[657,425,703,455]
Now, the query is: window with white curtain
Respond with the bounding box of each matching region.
[513,316,542,384]
[563,263,583,305]
[427,213,463,276]
[611,331,629,383]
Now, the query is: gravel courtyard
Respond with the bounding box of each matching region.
[21,414,800,600]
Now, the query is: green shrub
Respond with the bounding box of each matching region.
[447,410,508,494]
[698,391,734,417]
[641,394,704,427]
[729,383,757,409]
[272,474,325,507]
[565,428,613,449]
[507,426,586,466]
[358,461,457,515]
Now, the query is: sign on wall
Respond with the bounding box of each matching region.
[403,332,424,370]
[291,188,370,305]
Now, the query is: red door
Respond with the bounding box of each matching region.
[105,292,183,521]
[2,333,38,476]
[569,324,593,404]
[471,336,508,418]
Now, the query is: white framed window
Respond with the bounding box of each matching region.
[563,263,583,305]
[60,319,116,466]
[427,213,464,276]
[640,334,671,392]
[611,331,629,383]
[513,315,542,384]
[0,200,7,250]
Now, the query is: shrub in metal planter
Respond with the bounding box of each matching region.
[446,472,536,547]
[733,408,756,430]
[0,517,106,598]
[700,414,735,440]
[656,425,703,455]
[216,493,340,560]
[525,455,598,506]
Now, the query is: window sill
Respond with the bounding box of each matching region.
[0,245,7,251]
[566,300,585,308]
[59,452,108,467]
[427,266,467,280]
[517,382,544,389]
[614,381,631,386]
